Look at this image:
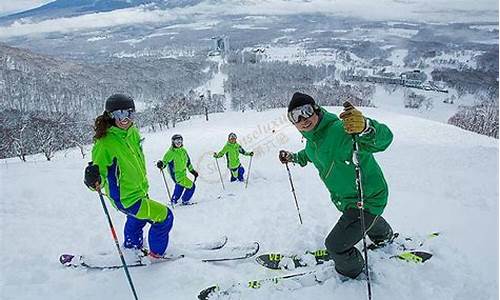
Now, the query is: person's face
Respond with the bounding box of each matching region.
[229,137,237,144]
[115,117,132,130]
[294,112,319,132]
[173,139,183,148]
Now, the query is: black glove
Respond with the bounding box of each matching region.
[191,170,199,178]
[84,162,101,189]
[213,152,218,158]
[249,151,255,156]
[156,160,165,169]
[279,150,294,164]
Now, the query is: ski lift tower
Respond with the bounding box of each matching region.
[210,36,229,57]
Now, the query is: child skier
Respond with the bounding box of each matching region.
[84,94,174,259]
[214,132,254,182]
[157,134,199,205]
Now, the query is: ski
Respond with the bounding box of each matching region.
[256,232,439,270]
[171,201,198,208]
[172,193,236,207]
[179,235,228,251]
[201,242,260,262]
[198,264,337,300]
[199,245,435,300]
[198,248,434,300]
[59,253,182,270]
[217,192,236,199]
[59,238,259,270]
[255,249,433,270]
[370,231,440,251]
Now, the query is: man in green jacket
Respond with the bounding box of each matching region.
[214,133,254,182]
[279,92,394,279]
[157,134,199,205]
[84,94,173,259]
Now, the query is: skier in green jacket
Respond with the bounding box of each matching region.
[279,92,394,279]
[214,133,254,182]
[156,134,199,205]
[84,94,173,260]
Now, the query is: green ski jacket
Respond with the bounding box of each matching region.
[215,142,251,169]
[294,108,393,215]
[162,146,195,189]
[92,125,149,209]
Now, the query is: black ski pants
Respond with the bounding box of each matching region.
[325,208,393,279]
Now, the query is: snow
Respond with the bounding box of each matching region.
[0,106,497,300]
[87,36,109,42]
[260,45,306,62]
[197,55,229,110]
[387,49,408,67]
[370,86,476,124]
[231,24,269,30]
[163,21,219,31]
[340,27,419,42]
[427,50,481,70]
[469,24,499,32]
[119,31,180,45]
[111,47,193,59]
[260,44,348,66]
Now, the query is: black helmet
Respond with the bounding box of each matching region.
[171,134,183,142]
[228,132,237,139]
[105,94,135,113]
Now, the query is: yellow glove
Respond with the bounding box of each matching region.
[339,102,366,134]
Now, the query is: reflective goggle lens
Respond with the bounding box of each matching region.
[287,104,315,124]
[111,109,135,121]
[173,138,183,146]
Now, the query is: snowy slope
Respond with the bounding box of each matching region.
[0,107,498,300]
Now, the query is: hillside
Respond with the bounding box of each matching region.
[0,43,214,116]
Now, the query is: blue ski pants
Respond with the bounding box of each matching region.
[171,183,196,204]
[230,165,245,182]
[122,197,174,256]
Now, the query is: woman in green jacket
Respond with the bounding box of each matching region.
[279,92,394,279]
[156,134,199,205]
[214,133,254,182]
[84,94,173,259]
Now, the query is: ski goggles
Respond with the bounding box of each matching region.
[287,104,316,124]
[172,137,183,147]
[110,109,135,121]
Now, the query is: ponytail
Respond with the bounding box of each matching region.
[93,112,113,140]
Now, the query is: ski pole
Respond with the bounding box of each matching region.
[352,139,372,300]
[285,162,303,225]
[245,155,253,189]
[96,187,140,300]
[214,157,225,190]
[160,168,174,209]
[342,100,372,300]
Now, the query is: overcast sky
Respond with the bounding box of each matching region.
[0,0,53,15]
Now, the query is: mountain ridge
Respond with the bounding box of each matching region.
[0,0,207,23]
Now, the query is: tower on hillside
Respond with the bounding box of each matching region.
[209,36,229,56]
